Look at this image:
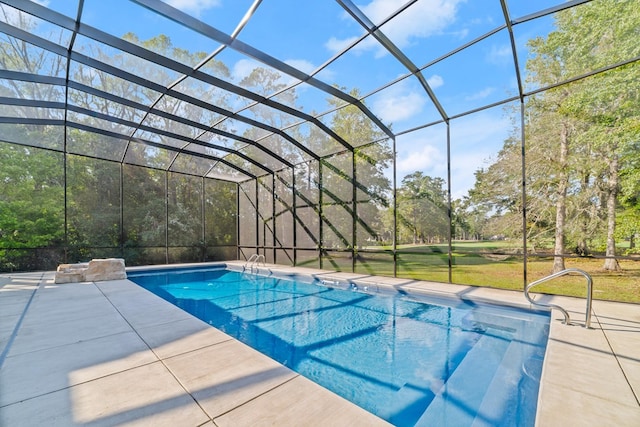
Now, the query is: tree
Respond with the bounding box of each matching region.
[616,140,640,253]
[467,129,528,243]
[0,142,64,270]
[0,24,241,268]
[452,196,489,241]
[321,89,392,251]
[0,4,67,107]
[396,172,448,244]
[238,67,306,165]
[0,6,69,270]
[66,154,121,261]
[523,0,640,271]
[521,92,591,271]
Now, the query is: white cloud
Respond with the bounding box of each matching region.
[164,0,220,16]
[372,80,426,123]
[327,0,464,55]
[232,58,259,82]
[448,111,512,198]
[313,66,337,82]
[397,143,444,177]
[450,111,511,148]
[427,74,444,89]
[452,28,469,40]
[374,91,425,122]
[464,87,495,101]
[488,44,512,65]
[284,59,322,78]
[393,110,513,199]
[325,36,360,54]
[449,151,484,199]
[395,125,448,180]
[284,59,337,91]
[362,0,462,44]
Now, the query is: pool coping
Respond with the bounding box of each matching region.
[1,262,639,426]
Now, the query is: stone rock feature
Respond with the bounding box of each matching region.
[55,258,126,284]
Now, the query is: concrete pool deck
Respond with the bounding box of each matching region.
[1,262,639,426]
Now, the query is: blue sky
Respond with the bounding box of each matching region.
[35,0,559,197]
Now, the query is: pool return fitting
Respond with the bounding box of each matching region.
[524,268,593,328]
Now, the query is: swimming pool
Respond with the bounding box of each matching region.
[129,266,549,426]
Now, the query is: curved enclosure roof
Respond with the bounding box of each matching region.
[0,0,637,182]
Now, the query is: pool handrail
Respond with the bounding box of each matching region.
[254,254,265,267]
[244,254,259,267]
[524,268,593,328]
[243,254,266,273]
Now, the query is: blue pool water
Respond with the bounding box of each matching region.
[129,267,549,426]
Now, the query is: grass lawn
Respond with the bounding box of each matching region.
[305,241,640,304]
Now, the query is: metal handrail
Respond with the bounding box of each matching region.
[253,254,265,268]
[243,254,259,270]
[525,268,593,328]
[243,254,265,273]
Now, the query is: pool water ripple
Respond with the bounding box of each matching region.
[130,268,549,427]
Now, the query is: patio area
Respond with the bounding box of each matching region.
[1,263,639,426]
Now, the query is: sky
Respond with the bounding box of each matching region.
[31,0,560,198]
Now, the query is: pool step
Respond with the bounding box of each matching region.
[472,340,543,426]
[378,382,435,426]
[414,332,510,426]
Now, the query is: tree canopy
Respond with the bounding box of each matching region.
[461,0,640,271]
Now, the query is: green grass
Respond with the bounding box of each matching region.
[305,242,640,303]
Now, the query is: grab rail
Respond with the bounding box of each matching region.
[525,268,593,328]
[254,254,265,267]
[244,254,259,266]
[243,254,265,273]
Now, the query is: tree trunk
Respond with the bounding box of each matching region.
[553,123,569,273]
[603,155,621,271]
[577,172,591,256]
[412,209,417,244]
